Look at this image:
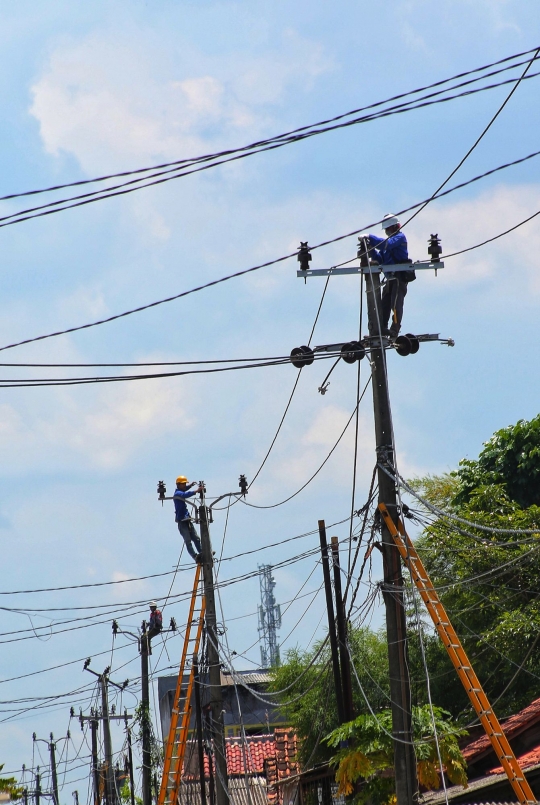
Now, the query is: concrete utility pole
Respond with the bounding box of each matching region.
[363,266,418,805]
[33,731,70,805]
[140,632,152,805]
[34,768,41,805]
[199,495,229,805]
[90,717,100,805]
[100,674,115,805]
[193,653,208,805]
[124,712,136,805]
[49,734,60,805]
[82,663,131,805]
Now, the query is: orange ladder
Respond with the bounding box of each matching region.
[158,564,206,805]
[378,503,536,805]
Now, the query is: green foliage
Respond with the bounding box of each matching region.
[325,707,467,805]
[412,424,540,718]
[133,703,163,772]
[454,414,540,509]
[0,764,24,800]
[119,781,142,805]
[269,629,389,765]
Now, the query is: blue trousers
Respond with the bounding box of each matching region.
[177,519,202,560]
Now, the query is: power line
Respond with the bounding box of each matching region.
[2,59,539,232]
[3,45,536,203]
[1,146,538,356]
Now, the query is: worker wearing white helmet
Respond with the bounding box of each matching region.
[147,601,163,639]
[364,214,415,338]
[173,476,203,562]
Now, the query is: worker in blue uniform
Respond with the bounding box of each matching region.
[173,475,203,562]
[365,214,415,338]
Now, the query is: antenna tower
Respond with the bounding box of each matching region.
[257,564,281,667]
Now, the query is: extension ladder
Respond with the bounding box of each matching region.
[378,503,536,805]
[158,564,206,805]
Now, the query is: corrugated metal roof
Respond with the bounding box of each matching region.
[179,777,268,805]
[220,671,272,686]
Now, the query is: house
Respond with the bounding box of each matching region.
[421,696,540,804]
[177,728,298,805]
[158,669,287,742]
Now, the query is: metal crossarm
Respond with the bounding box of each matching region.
[158,564,206,805]
[378,503,536,805]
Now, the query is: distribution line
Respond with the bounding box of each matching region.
[2,65,538,230]
[402,44,540,228]
[3,45,535,203]
[0,148,538,356]
[239,375,372,509]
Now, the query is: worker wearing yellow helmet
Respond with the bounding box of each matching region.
[173,476,203,562]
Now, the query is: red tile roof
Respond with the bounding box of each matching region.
[488,743,540,775]
[462,696,540,762]
[184,730,298,781]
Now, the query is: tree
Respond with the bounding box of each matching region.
[325,707,467,805]
[410,415,540,720]
[0,765,23,801]
[454,414,540,508]
[269,628,390,765]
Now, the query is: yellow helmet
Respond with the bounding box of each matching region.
[176,475,188,484]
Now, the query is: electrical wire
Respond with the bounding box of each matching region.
[2,60,538,232]
[4,45,536,203]
[402,45,540,228]
[239,374,372,509]
[1,147,539,356]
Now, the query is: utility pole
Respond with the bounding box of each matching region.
[100,673,115,805]
[49,734,60,805]
[193,653,207,805]
[363,262,418,805]
[35,768,41,805]
[199,491,229,805]
[90,714,100,805]
[318,520,345,724]
[330,537,354,722]
[124,712,136,805]
[140,631,152,805]
[82,662,130,805]
[33,731,70,805]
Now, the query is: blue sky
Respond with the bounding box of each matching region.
[1,0,540,795]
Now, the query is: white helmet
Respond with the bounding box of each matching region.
[149,601,157,608]
[381,213,400,230]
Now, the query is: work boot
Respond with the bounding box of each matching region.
[389,323,400,340]
[195,553,203,564]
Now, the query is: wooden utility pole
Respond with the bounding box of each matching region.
[199,497,229,805]
[318,520,345,724]
[364,265,418,805]
[330,537,354,722]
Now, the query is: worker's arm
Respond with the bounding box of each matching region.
[365,233,383,264]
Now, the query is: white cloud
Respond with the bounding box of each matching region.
[0,365,196,472]
[29,29,332,173]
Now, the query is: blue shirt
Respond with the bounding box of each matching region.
[367,231,409,269]
[173,488,197,521]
